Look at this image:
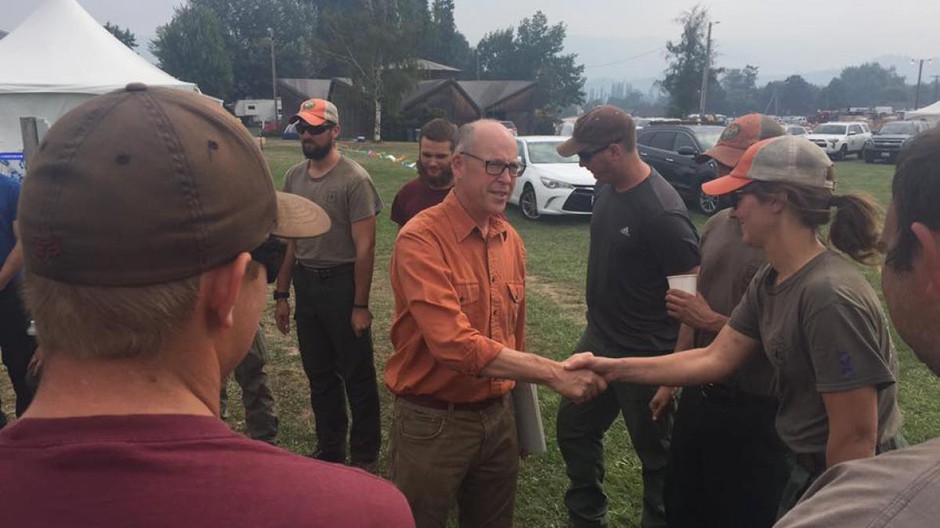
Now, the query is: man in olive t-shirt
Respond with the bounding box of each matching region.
[275,98,384,470]
[661,114,789,528]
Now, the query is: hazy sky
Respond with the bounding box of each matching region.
[5,0,940,83]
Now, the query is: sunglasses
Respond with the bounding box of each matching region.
[460,151,525,178]
[578,143,614,164]
[296,121,334,136]
[249,237,287,284]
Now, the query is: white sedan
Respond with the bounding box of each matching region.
[509,136,596,220]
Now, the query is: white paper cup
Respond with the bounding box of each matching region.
[667,274,697,295]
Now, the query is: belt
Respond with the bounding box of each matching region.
[298,262,354,279]
[399,393,503,412]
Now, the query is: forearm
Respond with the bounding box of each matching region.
[274,240,295,293]
[673,323,694,353]
[0,239,24,288]
[614,347,728,386]
[480,347,563,385]
[353,249,374,305]
[825,431,876,468]
[704,312,729,334]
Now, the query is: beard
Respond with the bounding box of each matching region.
[417,160,454,189]
[302,137,334,160]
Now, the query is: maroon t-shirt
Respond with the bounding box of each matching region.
[0,415,415,527]
[390,178,451,227]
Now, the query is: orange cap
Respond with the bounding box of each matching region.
[696,114,785,167]
[289,98,339,126]
[702,135,834,196]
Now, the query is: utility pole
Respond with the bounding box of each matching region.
[931,75,940,104]
[911,58,932,110]
[699,20,720,120]
[268,28,278,125]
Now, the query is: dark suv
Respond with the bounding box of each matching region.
[864,121,932,164]
[636,124,726,214]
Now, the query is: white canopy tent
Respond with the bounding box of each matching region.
[906,101,940,125]
[0,0,199,152]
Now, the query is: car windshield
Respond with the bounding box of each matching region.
[815,124,847,135]
[691,128,724,151]
[526,141,578,164]
[880,122,920,135]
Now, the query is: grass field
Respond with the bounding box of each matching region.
[3,139,939,527]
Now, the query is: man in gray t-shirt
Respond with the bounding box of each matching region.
[274,98,383,470]
[776,127,940,528]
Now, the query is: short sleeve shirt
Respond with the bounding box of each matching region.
[696,209,775,396]
[586,169,700,354]
[729,251,902,453]
[390,178,451,227]
[282,156,383,267]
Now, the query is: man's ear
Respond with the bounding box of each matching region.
[200,253,252,330]
[912,222,940,296]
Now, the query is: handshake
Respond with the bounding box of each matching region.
[545,353,621,404]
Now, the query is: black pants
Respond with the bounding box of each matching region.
[293,264,381,463]
[664,386,789,528]
[0,282,37,417]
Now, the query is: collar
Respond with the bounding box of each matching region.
[441,192,508,243]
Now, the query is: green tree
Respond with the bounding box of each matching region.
[839,62,908,107]
[314,0,428,141]
[475,11,585,113]
[423,0,473,72]
[192,0,320,100]
[719,65,759,115]
[104,21,137,49]
[658,5,717,117]
[151,4,233,99]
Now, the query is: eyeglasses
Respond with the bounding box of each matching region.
[249,236,287,284]
[578,144,613,164]
[460,151,525,178]
[296,121,334,136]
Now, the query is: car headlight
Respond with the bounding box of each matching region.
[865,139,874,148]
[540,177,574,190]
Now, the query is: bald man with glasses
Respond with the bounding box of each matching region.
[385,119,605,528]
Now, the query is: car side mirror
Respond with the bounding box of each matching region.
[677,146,697,156]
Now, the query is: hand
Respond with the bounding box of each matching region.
[650,386,677,421]
[665,290,720,331]
[351,307,372,337]
[550,366,607,404]
[275,299,291,335]
[562,352,621,382]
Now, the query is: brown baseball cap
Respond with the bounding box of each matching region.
[289,98,339,126]
[556,105,634,157]
[19,83,330,287]
[702,135,834,196]
[696,113,785,167]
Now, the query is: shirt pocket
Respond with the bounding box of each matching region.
[455,283,480,306]
[506,281,525,335]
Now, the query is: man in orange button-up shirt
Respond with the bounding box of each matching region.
[386,120,606,528]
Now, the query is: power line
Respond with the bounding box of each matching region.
[584,46,665,69]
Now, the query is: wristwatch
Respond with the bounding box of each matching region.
[273,291,290,301]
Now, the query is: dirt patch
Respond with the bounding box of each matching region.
[526,274,585,325]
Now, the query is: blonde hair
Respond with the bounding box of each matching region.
[23,273,201,360]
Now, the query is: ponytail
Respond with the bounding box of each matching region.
[828,193,882,265]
